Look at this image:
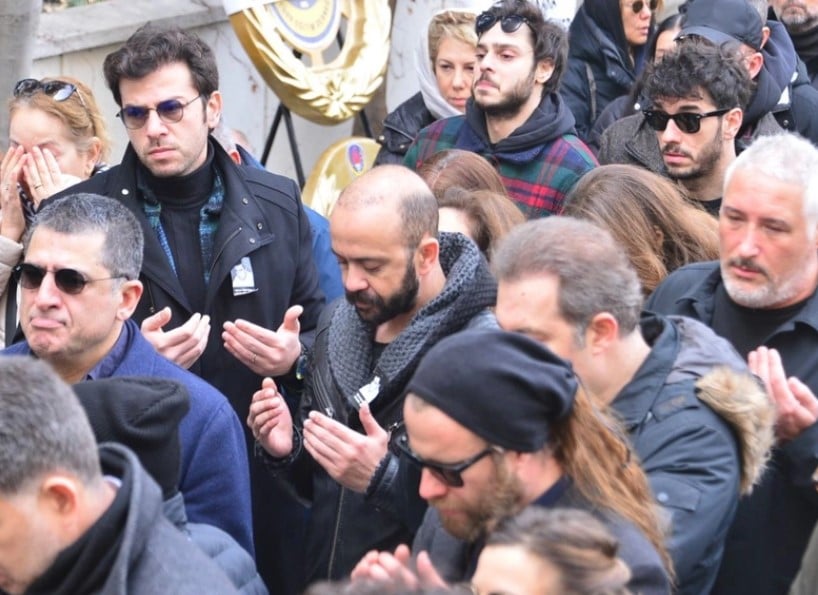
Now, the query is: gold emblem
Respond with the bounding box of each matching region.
[224,0,391,125]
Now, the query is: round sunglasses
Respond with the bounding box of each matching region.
[626,0,659,13]
[116,94,203,130]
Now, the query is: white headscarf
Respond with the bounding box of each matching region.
[417,2,487,120]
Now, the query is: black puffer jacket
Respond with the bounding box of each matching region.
[375,92,436,165]
[561,0,648,142]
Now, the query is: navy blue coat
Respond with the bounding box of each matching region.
[4,320,254,556]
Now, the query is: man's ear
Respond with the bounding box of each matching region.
[723,107,744,140]
[535,59,554,85]
[585,312,619,355]
[415,235,440,275]
[205,91,223,130]
[760,26,771,50]
[117,280,144,320]
[40,476,80,517]
[745,51,764,79]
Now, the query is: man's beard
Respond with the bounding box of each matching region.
[475,70,536,120]
[346,260,420,326]
[721,256,804,308]
[780,2,818,33]
[663,125,723,182]
[432,457,524,543]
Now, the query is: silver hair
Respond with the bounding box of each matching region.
[724,133,818,226]
[0,357,101,494]
[25,193,144,281]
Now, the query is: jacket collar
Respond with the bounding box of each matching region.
[111,139,276,315]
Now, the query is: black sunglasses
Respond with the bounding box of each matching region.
[116,94,203,130]
[395,433,502,488]
[627,0,659,14]
[13,78,83,104]
[642,108,730,134]
[475,13,531,36]
[13,263,127,295]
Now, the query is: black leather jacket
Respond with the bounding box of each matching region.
[375,92,436,166]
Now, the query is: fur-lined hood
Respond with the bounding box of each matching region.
[666,316,776,495]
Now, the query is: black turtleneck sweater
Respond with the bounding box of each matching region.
[138,147,216,312]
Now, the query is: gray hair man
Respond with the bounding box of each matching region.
[647,132,818,594]
[0,356,237,594]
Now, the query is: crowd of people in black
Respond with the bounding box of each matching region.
[2,1,818,594]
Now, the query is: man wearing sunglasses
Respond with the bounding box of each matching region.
[647,133,818,595]
[1,193,254,565]
[48,25,325,592]
[404,0,597,219]
[351,328,671,594]
[492,216,773,595]
[601,0,818,172]
[640,40,751,216]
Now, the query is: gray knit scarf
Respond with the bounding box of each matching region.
[326,233,497,415]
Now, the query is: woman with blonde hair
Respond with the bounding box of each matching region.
[0,75,111,342]
[375,8,479,165]
[564,164,718,294]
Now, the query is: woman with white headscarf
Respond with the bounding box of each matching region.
[374,8,478,165]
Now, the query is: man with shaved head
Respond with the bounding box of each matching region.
[247,164,498,589]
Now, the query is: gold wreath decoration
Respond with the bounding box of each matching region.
[225,0,391,125]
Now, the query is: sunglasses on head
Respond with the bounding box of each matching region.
[475,12,531,36]
[626,0,659,13]
[642,108,730,134]
[13,78,83,104]
[12,263,127,295]
[395,432,502,488]
[116,94,203,130]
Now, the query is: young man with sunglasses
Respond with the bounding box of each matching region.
[48,25,325,592]
[404,0,597,219]
[647,132,818,595]
[600,0,818,170]
[640,40,751,216]
[0,193,254,563]
[350,328,671,594]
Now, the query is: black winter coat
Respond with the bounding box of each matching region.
[647,261,818,595]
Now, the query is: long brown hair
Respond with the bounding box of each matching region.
[418,149,508,199]
[564,164,718,294]
[551,386,675,583]
[438,186,524,259]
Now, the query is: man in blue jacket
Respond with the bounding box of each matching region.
[2,193,253,558]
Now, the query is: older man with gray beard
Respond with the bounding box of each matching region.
[647,132,818,595]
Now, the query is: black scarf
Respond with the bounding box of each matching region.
[790,24,818,62]
[24,448,132,595]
